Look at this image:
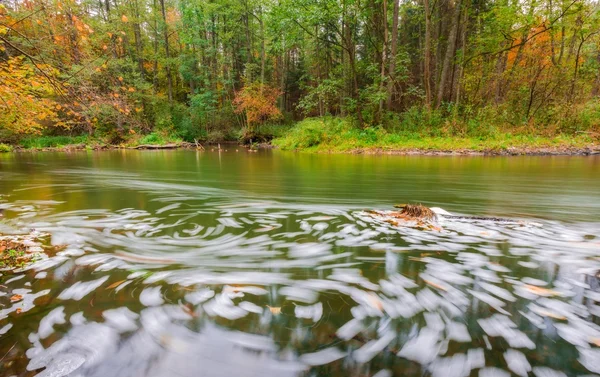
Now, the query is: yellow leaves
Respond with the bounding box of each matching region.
[0,57,65,135]
[135,107,142,113]
[523,285,563,297]
[128,87,135,92]
[366,292,384,311]
[107,32,113,38]
[533,308,566,320]
[106,280,126,289]
[423,279,448,291]
[180,303,197,317]
[121,14,129,23]
[118,76,123,82]
[166,8,181,24]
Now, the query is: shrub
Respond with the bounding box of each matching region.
[0,143,13,153]
[233,82,282,131]
[19,135,90,149]
[272,117,351,150]
[206,130,225,143]
[136,132,181,146]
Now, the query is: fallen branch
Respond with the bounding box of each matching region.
[130,143,180,150]
[194,139,205,150]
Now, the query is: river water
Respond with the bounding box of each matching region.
[0,150,599,377]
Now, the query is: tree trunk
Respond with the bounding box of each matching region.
[132,0,145,77]
[243,0,253,81]
[593,49,600,96]
[436,0,462,107]
[104,0,110,21]
[65,9,81,64]
[258,8,266,89]
[453,4,468,116]
[378,0,388,119]
[386,0,400,110]
[152,0,159,93]
[423,0,432,109]
[159,0,173,102]
[493,50,508,104]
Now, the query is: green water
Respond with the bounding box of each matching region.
[0,150,599,377]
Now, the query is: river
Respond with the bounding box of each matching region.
[1,150,599,377]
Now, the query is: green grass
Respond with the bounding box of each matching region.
[16,132,184,149]
[130,132,183,146]
[272,117,597,153]
[19,135,92,149]
[8,114,597,153]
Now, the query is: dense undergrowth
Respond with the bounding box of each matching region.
[3,102,599,152]
[272,106,600,152]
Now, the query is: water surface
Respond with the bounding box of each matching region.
[0,150,599,377]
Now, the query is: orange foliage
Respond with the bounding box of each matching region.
[0,57,69,135]
[233,82,282,129]
[166,8,180,24]
[507,23,554,70]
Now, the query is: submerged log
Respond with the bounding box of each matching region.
[130,143,181,150]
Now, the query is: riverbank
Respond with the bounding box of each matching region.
[1,138,598,156]
[1,117,599,156]
[275,136,600,156]
[271,118,600,156]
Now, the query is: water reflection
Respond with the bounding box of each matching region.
[0,152,599,376]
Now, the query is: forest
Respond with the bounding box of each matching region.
[1,0,600,150]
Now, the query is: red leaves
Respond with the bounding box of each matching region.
[233,82,282,129]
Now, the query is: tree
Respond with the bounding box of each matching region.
[233,81,282,132]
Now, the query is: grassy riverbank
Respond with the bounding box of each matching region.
[272,118,600,155]
[2,116,599,155]
[0,132,185,152]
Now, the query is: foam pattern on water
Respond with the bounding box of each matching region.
[0,173,600,377]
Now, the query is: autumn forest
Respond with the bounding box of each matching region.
[1,0,600,149]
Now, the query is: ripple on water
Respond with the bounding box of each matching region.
[0,185,599,377]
